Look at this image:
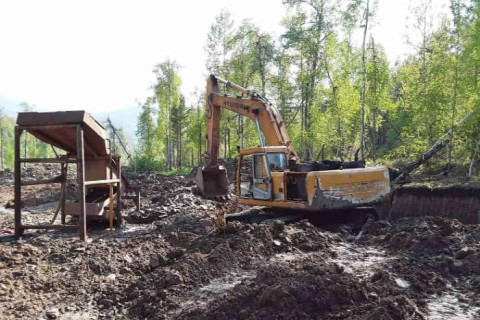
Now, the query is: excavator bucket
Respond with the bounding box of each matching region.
[195,166,228,198]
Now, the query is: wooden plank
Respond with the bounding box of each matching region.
[14,127,22,240]
[115,156,122,225]
[17,111,86,126]
[18,124,79,130]
[61,161,68,224]
[22,224,77,230]
[109,184,114,230]
[26,129,76,154]
[17,111,108,157]
[19,158,77,164]
[21,176,63,186]
[82,133,99,157]
[76,125,87,241]
[84,179,120,186]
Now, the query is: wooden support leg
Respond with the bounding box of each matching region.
[14,127,23,240]
[76,126,87,241]
[136,190,141,211]
[115,156,122,226]
[109,184,114,231]
[61,159,68,224]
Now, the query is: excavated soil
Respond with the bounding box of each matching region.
[0,165,479,320]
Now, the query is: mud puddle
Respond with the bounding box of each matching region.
[177,270,257,315]
[329,242,399,278]
[428,283,480,320]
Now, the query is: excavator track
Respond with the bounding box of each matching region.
[226,206,379,232]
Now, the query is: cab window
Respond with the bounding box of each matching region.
[254,155,268,178]
[266,153,286,171]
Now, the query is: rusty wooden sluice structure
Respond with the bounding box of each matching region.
[14,111,125,241]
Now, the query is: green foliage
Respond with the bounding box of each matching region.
[128,0,480,178]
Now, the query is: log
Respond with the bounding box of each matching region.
[393,111,474,184]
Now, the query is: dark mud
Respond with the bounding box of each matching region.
[0,167,479,320]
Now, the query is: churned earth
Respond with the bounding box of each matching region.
[0,166,479,320]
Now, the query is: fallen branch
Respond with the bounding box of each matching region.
[393,111,475,184]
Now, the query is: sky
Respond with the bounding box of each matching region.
[0,0,450,113]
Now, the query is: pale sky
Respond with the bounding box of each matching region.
[0,0,450,113]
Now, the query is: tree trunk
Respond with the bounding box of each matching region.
[360,0,370,161]
[0,128,4,170]
[224,126,227,160]
[449,0,460,168]
[197,102,202,165]
[178,123,182,169]
[227,128,231,159]
[393,111,474,184]
[239,115,244,149]
[167,105,172,171]
[468,140,480,178]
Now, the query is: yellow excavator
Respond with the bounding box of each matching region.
[196,74,390,214]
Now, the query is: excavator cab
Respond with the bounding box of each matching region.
[195,165,228,198]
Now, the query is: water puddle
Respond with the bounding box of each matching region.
[177,270,256,315]
[329,242,398,278]
[0,206,10,214]
[270,251,316,262]
[199,271,257,294]
[116,224,157,237]
[427,285,480,320]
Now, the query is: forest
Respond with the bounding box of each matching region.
[1,0,479,178]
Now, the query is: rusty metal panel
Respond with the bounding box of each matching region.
[85,159,115,182]
[65,201,108,219]
[16,111,107,158]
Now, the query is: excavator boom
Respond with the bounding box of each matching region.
[196,74,298,197]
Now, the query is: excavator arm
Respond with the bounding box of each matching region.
[196,74,298,197]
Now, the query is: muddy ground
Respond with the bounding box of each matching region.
[0,165,479,320]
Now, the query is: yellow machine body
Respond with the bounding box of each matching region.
[236,147,390,210]
[197,74,391,211]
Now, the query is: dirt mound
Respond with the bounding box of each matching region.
[357,216,480,317]
[390,187,480,223]
[180,259,425,320]
[1,170,479,320]
[120,219,339,319]
[124,171,237,224]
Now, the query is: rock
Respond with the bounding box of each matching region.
[449,260,465,274]
[160,270,183,288]
[257,285,290,306]
[150,256,161,269]
[150,254,168,269]
[167,248,186,260]
[272,220,285,233]
[46,308,59,319]
[124,254,133,263]
[454,247,475,260]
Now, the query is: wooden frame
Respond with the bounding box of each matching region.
[14,123,122,241]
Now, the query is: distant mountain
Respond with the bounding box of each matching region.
[0,96,27,117]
